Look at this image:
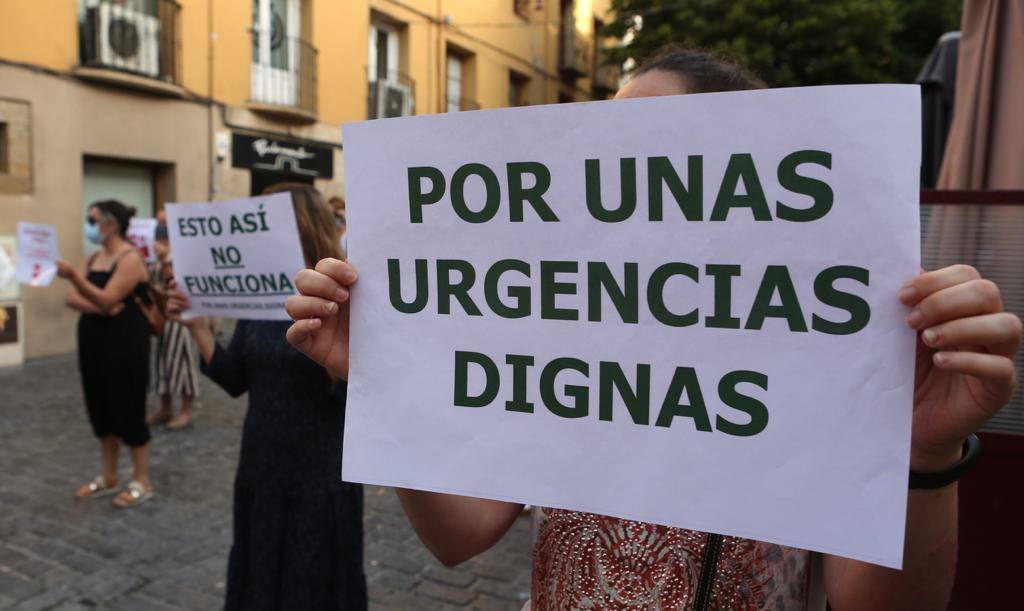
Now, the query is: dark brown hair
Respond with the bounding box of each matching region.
[635,45,767,93]
[261,183,343,267]
[89,199,137,237]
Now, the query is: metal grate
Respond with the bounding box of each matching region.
[921,192,1024,435]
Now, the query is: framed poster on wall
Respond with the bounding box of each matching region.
[0,305,17,344]
[0,302,23,367]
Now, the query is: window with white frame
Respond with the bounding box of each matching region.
[367,20,414,118]
[446,54,463,112]
[252,0,300,106]
[368,22,400,84]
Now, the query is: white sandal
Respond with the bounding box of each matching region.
[75,475,118,500]
[113,481,153,509]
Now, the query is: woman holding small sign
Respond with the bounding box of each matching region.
[57,199,154,509]
[166,184,367,611]
[285,47,1022,611]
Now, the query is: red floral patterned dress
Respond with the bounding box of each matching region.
[531,508,824,610]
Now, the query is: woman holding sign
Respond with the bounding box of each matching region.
[58,199,154,509]
[284,47,1022,610]
[167,184,367,611]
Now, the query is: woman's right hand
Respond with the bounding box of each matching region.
[285,258,357,379]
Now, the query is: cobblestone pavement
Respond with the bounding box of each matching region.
[0,355,532,610]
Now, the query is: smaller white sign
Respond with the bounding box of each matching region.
[15,223,60,287]
[166,192,305,320]
[127,218,159,262]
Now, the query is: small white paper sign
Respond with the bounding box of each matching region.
[342,85,920,569]
[166,192,305,320]
[127,218,159,262]
[15,222,60,287]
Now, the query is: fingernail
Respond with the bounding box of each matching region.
[342,269,357,283]
[933,352,947,365]
[907,309,924,329]
[335,288,349,302]
[324,301,337,314]
[309,318,322,329]
[898,287,918,303]
[922,328,938,345]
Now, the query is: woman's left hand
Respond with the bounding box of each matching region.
[56,259,76,280]
[901,265,1022,471]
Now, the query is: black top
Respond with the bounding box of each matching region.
[77,256,151,447]
[203,320,366,611]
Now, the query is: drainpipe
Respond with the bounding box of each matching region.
[437,0,444,113]
[208,0,216,199]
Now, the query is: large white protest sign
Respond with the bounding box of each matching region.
[166,192,305,320]
[15,223,60,287]
[342,85,920,568]
[127,218,159,262]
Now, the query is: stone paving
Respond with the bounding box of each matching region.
[0,354,532,610]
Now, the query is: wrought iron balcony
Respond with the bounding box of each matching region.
[367,70,416,119]
[593,54,621,97]
[250,31,318,118]
[78,0,181,84]
[559,24,592,78]
[446,96,481,112]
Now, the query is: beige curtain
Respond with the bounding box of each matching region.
[933,0,1024,270]
[937,0,1024,189]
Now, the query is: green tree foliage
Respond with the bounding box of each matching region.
[602,0,962,87]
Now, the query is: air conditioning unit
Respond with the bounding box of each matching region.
[88,2,161,78]
[374,80,414,118]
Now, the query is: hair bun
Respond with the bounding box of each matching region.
[127,206,137,219]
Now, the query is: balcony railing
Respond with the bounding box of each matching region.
[920,189,1024,435]
[78,0,180,83]
[446,96,481,112]
[367,70,416,119]
[559,24,592,78]
[250,31,318,116]
[593,54,621,96]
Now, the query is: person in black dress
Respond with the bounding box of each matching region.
[168,184,366,610]
[58,199,154,508]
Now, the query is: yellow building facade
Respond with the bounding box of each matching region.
[0,0,618,359]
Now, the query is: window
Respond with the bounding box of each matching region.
[0,123,7,175]
[82,159,156,256]
[444,49,478,112]
[0,100,31,195]
[447,54,463,113]
[509,71,530,107]
[591,17,620,97]
[367,20,414,119]
[252,0,301,107]
[369,22,400,84]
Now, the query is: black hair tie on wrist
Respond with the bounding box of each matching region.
[909,434,981,490]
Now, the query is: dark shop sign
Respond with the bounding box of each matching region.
[231,133,334,178]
